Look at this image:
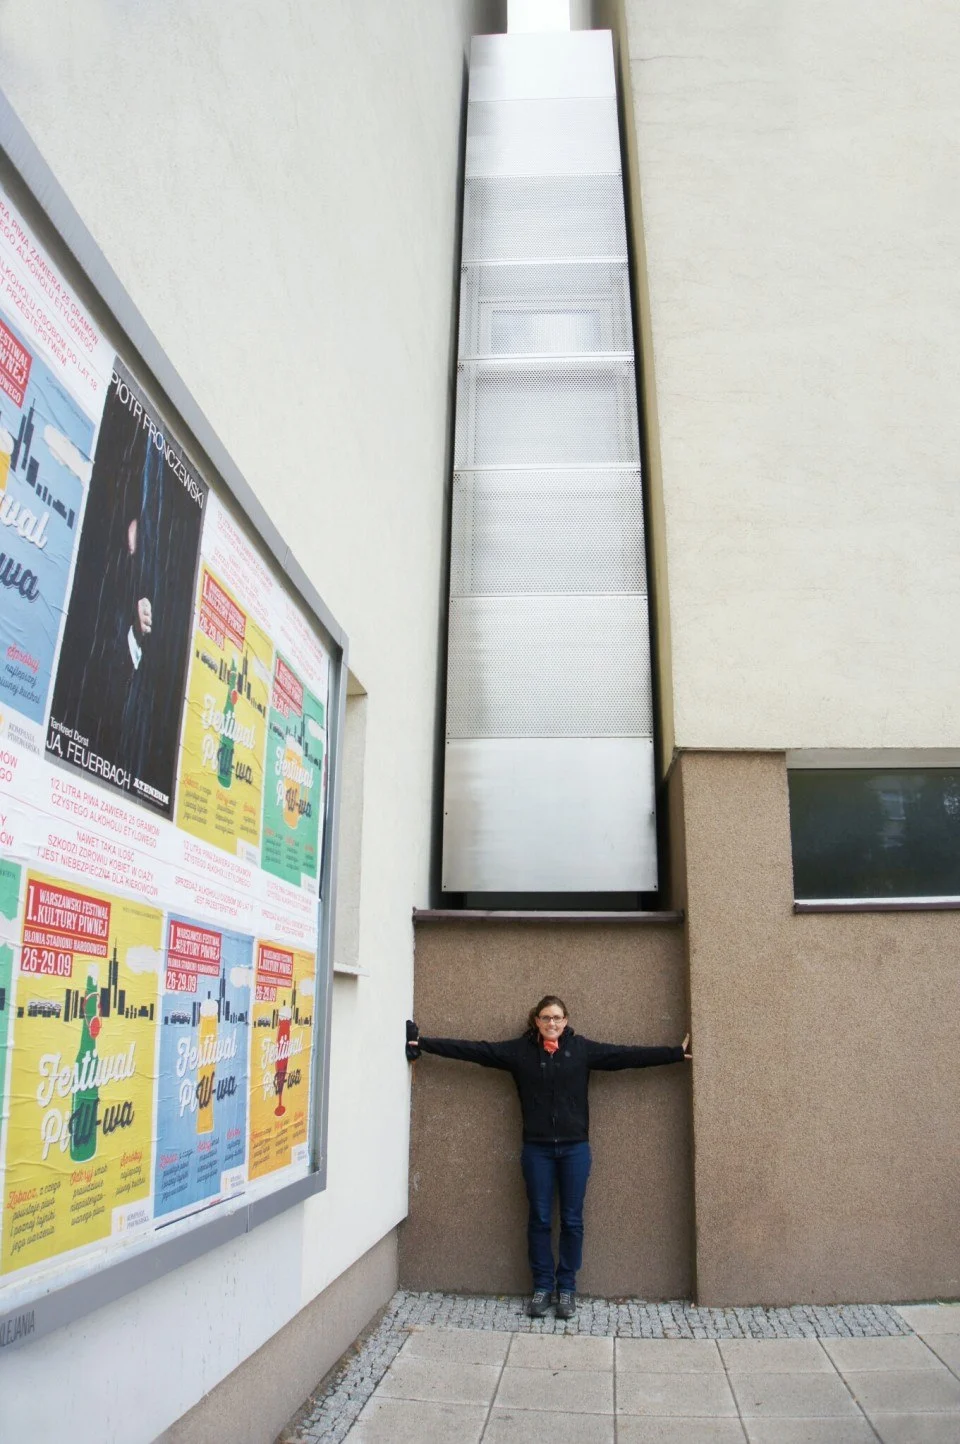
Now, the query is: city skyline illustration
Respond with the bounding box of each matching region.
[162,964,250,1028]
[5,399,80,531]
[253,980,312,1030]
[16,938,157,1024]
[196,643,268,722]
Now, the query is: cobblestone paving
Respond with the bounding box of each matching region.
[279,1290,912,1444]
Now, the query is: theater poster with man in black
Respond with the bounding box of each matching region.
[46,361,208,817]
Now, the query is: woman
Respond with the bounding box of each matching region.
[405,996,691,1319]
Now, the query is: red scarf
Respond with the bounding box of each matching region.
[542,1038,559,1054]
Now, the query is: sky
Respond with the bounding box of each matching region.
[508,0,572,33]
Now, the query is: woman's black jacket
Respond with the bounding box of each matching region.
[417,1027,684,1145]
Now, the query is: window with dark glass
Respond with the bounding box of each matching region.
[788,769,960,900]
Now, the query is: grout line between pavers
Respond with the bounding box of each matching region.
[825,1341,885,1444]
[716,1336,750,1444]
[612,1334,618,1444]
[478,1332,514,1442]
[922,1335,960,1382]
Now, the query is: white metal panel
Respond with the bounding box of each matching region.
[462,174,628,262]
[443,738,658,892]
[466,97,621,177]
[455,357,640,467]
[449,467,646,596]
[446,594,653,738]
[469,30,616,101]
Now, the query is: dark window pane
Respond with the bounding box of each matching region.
[788,770,960,900]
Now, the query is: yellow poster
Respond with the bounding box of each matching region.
[176,565,272,861]
[1,872,162,1276]
[247,941,315,1181]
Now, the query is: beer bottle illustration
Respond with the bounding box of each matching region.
[217,656,239,789]
[274,1005,291,1117]
[197,997,217,1134]
[70,969,101,1162]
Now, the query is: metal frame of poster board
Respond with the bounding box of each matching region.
[0,90,346,1352]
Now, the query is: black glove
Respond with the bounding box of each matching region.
[405,1019,420,1062]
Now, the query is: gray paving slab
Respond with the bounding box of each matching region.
[483,1407,615,1442]
[729,1370,861,1418]
[616,1370,739,1417]
[719,1339,832,1372]
[846,1366,960,1415]
[494,1363,614,1414]
[506,1331,613,1370]
[895,1305,960,1335]
[870,1414,960,1443]
[925,1333,960,1376]
[617,1338,723,1373]
[743,1420,877,1444]
[823,1334,945,1371]
[617,1421,747,1443]
[375,1353,501,1406]
[401,1326,512,1364]
[346,1396,488,1443]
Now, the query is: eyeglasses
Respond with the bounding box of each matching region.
[537,1015,566,1024]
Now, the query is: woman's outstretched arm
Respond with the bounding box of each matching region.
[584,1032,691,1071]
[405,1019,513,1069]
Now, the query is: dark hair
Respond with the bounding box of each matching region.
[525,994,569,1038]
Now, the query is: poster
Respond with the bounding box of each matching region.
[153,917,252,1219]
[248,941,315,1182]
[0,859,21,1176]
[47,362,207,817]
[0,320,99,756]
[260,652,326,889]
[176,565,271,861]
[1,872,161,1276]
[0,186,113,420]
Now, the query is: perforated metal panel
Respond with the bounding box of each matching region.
[462,175,628,264]
[455,359,640,467]
[446,595,653,739]
[449,468,646,596]
[442,30,658,895]
[458,261,633,357]
[466,98,621,177]
[443,739,657,894]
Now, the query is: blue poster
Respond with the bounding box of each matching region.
[0,309,96,751]
[153,917,252,1220]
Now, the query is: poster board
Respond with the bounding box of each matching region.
[0,174,339,1344]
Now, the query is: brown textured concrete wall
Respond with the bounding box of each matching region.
[401,920,691,1298]
[681,751,960,1306]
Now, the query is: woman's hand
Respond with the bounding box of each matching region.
[681,1033,692,1060]
[405,1019,421,1062]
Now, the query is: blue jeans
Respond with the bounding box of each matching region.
[520,1140,592,1292]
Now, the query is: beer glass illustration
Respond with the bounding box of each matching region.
[282,734,303,829]
[197,998,217,1134]
[71,968,101,1162]
[0,425,12,493]
[274,1005,292,1117]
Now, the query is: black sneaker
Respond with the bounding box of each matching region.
[556,1290,577,1320]
[527,1289,551,1318]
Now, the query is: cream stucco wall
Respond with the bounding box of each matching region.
[617,0,960,755]
[0,2,500,1439]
